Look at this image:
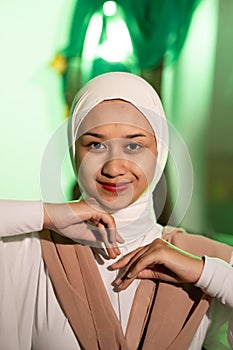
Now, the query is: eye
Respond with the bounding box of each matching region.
[125,143,143,152]
[89,142,106,152]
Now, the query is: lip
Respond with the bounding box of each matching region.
[99,181,131,193]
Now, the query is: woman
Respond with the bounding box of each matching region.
[1,72,232,349]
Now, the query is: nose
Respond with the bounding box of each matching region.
[101,158,127,178]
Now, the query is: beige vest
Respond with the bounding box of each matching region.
[40,228,232,349]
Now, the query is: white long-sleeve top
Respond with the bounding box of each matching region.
[196,256,233,348]
[0,200,232,349]
[0,200,43,236]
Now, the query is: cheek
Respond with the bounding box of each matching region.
[75,151,102,191]
[144,157,157,183]
[132,152,157,185]
[76,156,95,179]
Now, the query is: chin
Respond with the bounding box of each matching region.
[96,197,133,213]
[81,186,136,212]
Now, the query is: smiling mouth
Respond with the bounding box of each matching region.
[100,182,131,193]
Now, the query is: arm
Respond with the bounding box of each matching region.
[110,235,233,348]
[163,227,233,263]
[0,199,123,258]
[195,255,233,308]
[0,200,43,236]
[111,237,233,305]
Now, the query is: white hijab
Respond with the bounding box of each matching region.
[69,72,169,246]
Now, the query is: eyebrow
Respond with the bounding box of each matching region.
[82,132,147,139]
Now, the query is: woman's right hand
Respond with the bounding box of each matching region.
[43,198,124,259]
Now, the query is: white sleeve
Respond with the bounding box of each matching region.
[196,255,233,349]
[195,255,233,308]
[0,200,43,236]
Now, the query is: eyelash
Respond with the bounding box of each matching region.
[87,142,144,153]
[89,142,105,152]
[125,143,143,152]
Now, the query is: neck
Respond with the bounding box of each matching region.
[111,190,161,246]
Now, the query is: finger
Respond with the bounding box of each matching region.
[105,226,124,245]
[88,205,115,227]
[113,251,150,290]
[98,213,116,238]
[115,274,137,290]
[110,246,144,270]
[116,245,153,282]
[125,253,160,279]
[137,269,156,279]
[116,262,176,290]
[96,223,121,258]
[112,245,121,256]
[106,247,117,259]
[116,232,124,244]
[115,258,161,290]
[115,246,164,287]
[95,222,109,242]
[94,214,122,247]
[122,240,171,278]
[106,246,121,259]
[88,221,120,259]
[136,265,169,280]
[82,199,123,248]
[137,266,181,283]
[106,225,117,244]
[89,218,100,226]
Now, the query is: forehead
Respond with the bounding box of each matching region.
[77,100,154,137]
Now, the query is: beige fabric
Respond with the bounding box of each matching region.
[163,226,233,263]
[39,227,233,350]
[40,230,126,350]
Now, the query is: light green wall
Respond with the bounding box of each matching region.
[162,0,219,233]
[162,0,233,237]
[0,0,76,200]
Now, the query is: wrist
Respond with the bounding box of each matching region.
[43,203,54,229]
[193,256,205,283]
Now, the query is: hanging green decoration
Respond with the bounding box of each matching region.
[51,0,201,109]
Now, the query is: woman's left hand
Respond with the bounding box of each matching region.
[110,238,204,290]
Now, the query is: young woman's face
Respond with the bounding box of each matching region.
[75,100,158,211]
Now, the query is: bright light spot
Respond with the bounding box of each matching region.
[82,14,103,59]
[98,19,133,62]
[103,1,117,16]
[82,4,136,72]
[81,13,103,83]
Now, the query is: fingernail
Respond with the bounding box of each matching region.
[127,273,135,278]
[109,263,116,269]
[114,278,122,286]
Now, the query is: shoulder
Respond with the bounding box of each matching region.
[162,225,185,242]
[162,226,233,263]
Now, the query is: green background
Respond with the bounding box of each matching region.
[0,0,233,242]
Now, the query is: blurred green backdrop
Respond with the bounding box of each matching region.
[0,0,233,242]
